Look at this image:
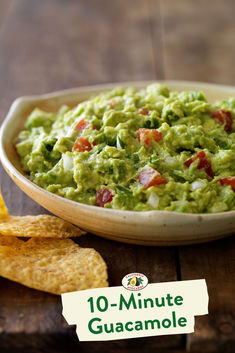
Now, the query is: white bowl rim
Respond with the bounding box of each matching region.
[1,79,235,223]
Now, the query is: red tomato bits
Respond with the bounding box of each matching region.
[75,119,89,132]
[138,167,167,188]
[136,128,162,147]
[184,151,214,178]
[96,188,113,207]
[219,177,235,192]
[73,137,92,152]
[211,109,233,131]
[139,108,149,115]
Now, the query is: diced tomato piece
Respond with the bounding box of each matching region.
[211,110,233,131]
[92,124,99,130]
[137,128,162,147]
[76,118,98,132]
[138,167,167,188]
[219,177,235,192]
[201,160,214,179]
[96,188,113,207]
[151,130,162,142]
[73,137,92,152]
[75,119,88,131]
[184,151,214,178]
[184,151,205,168]
[110,100,117,109]
[139,108,149,115]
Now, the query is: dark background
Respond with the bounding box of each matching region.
[0,1,234,352]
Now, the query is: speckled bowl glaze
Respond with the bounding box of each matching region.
[0,81,235,245]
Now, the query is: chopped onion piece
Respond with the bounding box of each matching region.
[57,132,64,139]
[191,181,206,191]
[63,154,73,170]
[147,192,159,209]
[116,136,122,150]
[66,128,74,137]
[165,157,175,164]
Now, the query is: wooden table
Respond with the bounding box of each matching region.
[0,1,234,352]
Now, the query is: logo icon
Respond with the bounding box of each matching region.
[122,273,148,291]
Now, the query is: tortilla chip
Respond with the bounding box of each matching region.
[0,215,86,238]
[24,238,78,251]
[0,238,108,294]
[0,236,22,246]
[0,191,8,218]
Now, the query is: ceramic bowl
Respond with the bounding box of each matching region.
[0,81,235,245]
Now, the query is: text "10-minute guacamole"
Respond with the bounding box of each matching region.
[16,84,235,213]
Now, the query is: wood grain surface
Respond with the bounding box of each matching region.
[158,0,235,85]
[0,0,234,352]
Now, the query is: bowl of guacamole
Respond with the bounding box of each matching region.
[1,81,235,245]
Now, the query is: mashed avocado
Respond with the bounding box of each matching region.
[15,84,235,213]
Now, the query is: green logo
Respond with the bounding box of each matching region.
[122,273,148,291]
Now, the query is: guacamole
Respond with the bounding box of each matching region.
[15,84,235,213]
